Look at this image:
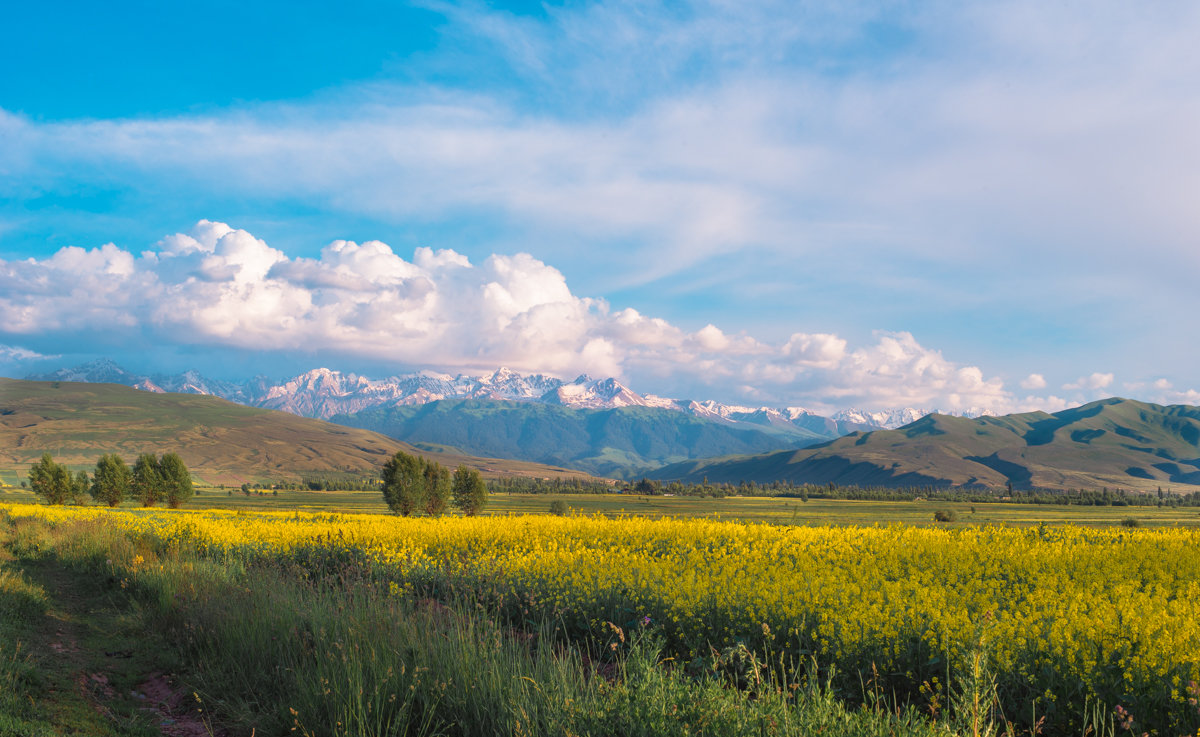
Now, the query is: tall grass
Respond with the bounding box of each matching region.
[0,514,1063,737]
[0,515,51,735]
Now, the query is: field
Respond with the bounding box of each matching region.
[3,499,1199,736]
[5,486,1199,527]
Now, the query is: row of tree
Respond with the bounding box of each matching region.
[28,452,194,508]
[381,451,488,516]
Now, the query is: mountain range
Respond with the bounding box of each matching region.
[648,398,1200,491]
[29,359,971,477]
[30,359,974,429]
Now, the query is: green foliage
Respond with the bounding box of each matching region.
[381,451,453,516]
[159,452,194,508]
[132,453,164,507]
[423,462,451,516]
[933,509,958,523]
[90,453,132,507]
[70,470,90,504]
[549,499,570,516]
[27,452,72,505]
[452,465,488,516]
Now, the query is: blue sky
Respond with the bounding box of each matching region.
[2,1,1198,413]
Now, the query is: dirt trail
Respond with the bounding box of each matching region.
[10,556,227,737]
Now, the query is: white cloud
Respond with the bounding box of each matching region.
[1063,372,1114,391]
[0,344,56,363]
[0,221,1023,412]
[1020,373,1047,390]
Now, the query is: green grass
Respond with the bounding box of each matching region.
[5,486,1196,528]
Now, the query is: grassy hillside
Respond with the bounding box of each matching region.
[0,379,594,485]
[333,399,830,478]
[648,398,1200,491]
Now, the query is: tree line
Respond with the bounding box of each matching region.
[381,451,488,516]
[487,475,1200,506]
[27,452,194,508]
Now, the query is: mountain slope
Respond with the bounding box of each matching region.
[647,398,1200,491]
[332,399,834,479]
[0,379,593,485]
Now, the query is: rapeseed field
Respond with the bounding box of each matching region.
[6,503,1199,733]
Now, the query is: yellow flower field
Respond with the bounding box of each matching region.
[5,502,1199,729]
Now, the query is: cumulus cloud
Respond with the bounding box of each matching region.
[1020,373,1047,390]
[1063,373,1114,391]
[0,221,1025,412]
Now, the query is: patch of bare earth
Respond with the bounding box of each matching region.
[132,673,228,737]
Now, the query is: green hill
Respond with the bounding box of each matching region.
[0,379,593,486]
[333,399,830,479]
[647,398,1200,491]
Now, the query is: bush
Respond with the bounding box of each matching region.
[1121,517,1141,527]
[933,509,957,523]
[549,500,570,516]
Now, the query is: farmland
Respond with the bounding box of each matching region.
[5,486,1200,527]
[2,499,1198,735]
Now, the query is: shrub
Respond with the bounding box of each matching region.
[933,509,957,523]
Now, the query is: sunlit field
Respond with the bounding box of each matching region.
[3,501,1198,734]
[5,486,1200,527]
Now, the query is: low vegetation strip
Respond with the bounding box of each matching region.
[3,503,1199,735]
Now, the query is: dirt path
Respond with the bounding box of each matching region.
[3,553,225,737]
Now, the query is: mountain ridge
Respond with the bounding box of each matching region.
[28,358,964,431]
[0,378,596,486]
[647,397,1200,491]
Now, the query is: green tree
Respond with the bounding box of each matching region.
[28,452,72,505]
[451,466,488,516]
[69,470,90,504]
[160,453,194,508]
[381,451,426,516]
[132,453,164,507]
[91,454,132,507]
[423,461,451,516]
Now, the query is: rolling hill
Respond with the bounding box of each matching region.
[0,378,594,486]
[647,398,1200,491]
[331,399,834,478]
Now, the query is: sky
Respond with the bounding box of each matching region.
[1,0,1198,415]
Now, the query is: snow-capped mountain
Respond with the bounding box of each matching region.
[27,359,985,433]
[832,407,929,430]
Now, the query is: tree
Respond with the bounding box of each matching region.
[160,453,194,508]
[451,466,488,516]
[70,470,90,505]
[382,451,427,516]
[132,453,164,507]
[91,454,132,507]
[28,452,72,505]
[423,461,451,516]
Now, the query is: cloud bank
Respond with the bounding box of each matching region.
[0,220,1036,412]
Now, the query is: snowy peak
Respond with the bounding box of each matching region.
[26,359,989,435]
[542,376,648,409]
[832,407,929,429]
